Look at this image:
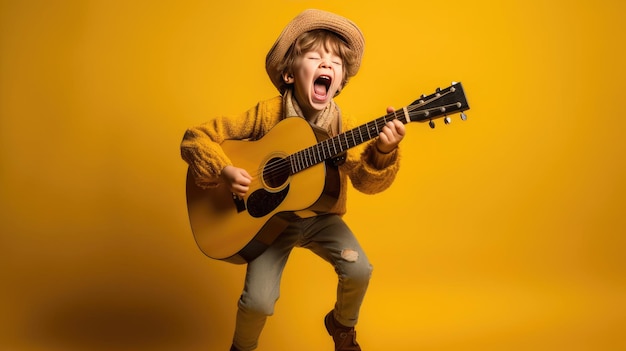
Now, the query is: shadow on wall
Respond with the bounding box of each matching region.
[17,276,229,350]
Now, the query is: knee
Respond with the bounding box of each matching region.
[238,292,278,317]
[352,263,373,284]
[341,254,373,284]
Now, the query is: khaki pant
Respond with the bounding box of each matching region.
[232,214,373,351]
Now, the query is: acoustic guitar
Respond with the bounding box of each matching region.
[186,82,470,264]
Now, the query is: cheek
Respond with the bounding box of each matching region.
[334,74,344,89]
[335,67,345,84]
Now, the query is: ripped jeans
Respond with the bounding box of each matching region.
[232,214,373,351]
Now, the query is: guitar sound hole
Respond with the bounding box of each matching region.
[263,157,290,189]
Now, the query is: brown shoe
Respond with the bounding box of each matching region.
[324,310,361,351]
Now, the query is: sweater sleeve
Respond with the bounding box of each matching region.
[180,97,281,188]
[340,114,401,195]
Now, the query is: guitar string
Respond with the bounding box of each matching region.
[241,92,460,184]
[242,115,397,183]
[245,101,460,183]
[242,102,460,185]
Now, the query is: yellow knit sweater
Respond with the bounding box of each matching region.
[180,96,400,215]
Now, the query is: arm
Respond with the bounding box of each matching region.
[180,98,278,188]
[342,107,405,194]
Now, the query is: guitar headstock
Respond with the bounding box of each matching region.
[407,82,470,128]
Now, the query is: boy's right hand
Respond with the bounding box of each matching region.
[221,165,252,197]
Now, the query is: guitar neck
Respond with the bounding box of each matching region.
[288,82,469,174]
[289,112,409,173]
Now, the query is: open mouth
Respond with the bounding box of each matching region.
[314,75,332,97]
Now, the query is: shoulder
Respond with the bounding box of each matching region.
[249,96,283,122]
[257,95,283,114]
[341,111,357,132]
[248,96,285,136]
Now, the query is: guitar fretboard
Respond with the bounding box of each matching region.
[289,111,410,174]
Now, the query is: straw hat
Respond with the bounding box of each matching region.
[265,9,365,92]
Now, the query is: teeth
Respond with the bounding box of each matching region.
[316,76,331,89]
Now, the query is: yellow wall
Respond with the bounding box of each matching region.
[1,1,625,350]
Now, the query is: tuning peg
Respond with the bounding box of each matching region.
[429,120,435,129]
[460,112,467,121]
[444,116,451,124]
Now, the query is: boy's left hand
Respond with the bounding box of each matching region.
[376,106,405,154]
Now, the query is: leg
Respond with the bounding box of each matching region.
[299,215,373,327]
[231,222,301,351]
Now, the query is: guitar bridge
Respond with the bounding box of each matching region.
[232,193,246,213]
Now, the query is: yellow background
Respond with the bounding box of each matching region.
[1,0,625,350]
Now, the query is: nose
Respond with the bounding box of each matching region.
[319,58,332,69]
[319,55,333,69]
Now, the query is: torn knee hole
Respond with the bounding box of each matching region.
[341,249,359,262]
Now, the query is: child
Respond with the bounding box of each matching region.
[181,9,405,351]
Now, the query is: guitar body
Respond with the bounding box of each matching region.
[186,117,340,264]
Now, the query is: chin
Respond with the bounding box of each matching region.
[310,101,330,111]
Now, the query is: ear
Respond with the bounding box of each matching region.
[282,72,294,84]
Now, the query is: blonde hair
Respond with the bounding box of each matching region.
[277,29,360,94]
